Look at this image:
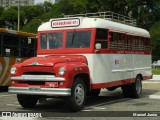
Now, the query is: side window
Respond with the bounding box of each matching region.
[3,34,19,57]
[21,37,36,57]
[48,32,63,49]
[40,34,47,49]
[95,28,108,49]
[133,36,138,50]
[110,32,118,49]
[127,35,132,50]
[119,33,125,49]
[139,37,144,50]
[144,38,151,50]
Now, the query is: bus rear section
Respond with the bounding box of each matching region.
[0,28,37,87]
[8,12,152,111]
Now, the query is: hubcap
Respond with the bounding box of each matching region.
[136,78,142,94]
[74,84,84,105]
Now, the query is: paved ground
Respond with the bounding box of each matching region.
[143,75,160,98]
[0,77,160,120]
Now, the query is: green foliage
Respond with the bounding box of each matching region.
[0,6,4,28]
[22,18,42,34]
[20,5,44,26]
[0,0,160,54]
[1,7,18,29]
[1,0,160,31]
[149,21,160,61]
[152,69,160,75]
[0,6,4,15]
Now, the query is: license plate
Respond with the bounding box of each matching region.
[29,86,41,91]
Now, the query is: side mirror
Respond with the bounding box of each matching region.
[95,43,101,50]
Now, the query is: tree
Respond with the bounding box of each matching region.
[1,7,18,29]
[22,18,42,33]
[43,1,53,12]
[0,6,4,15]
[21,5,44,27]
[0,6,4,28]
[149,21,160,61]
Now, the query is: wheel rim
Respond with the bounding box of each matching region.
[136,77,142,94]
[74,84,84,105]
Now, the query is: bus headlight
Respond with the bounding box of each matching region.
[58,67,66,76]
[10,67,17,75]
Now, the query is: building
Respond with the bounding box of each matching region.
[51,0,60,4]
[0,0,3,6]
[0,0,34,8]
[35,0,60,4]
[11,0,35,6]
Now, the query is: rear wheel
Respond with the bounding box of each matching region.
[68,78,86,111]
[17,94,38,108]
[121,76,142,98]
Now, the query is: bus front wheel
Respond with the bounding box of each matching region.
[17,94,38,108]
[68,78,86,111]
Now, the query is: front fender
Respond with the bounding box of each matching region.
[54,62,90,88]
[67,63,90,88]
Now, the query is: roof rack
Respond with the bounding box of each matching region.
[64,11,137,27]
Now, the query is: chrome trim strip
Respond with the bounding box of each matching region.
[134,67,152,70]
[8,87,71,96]
[11,75,65,81]
[112,67,152,73]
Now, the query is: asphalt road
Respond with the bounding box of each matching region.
[0,79,160,120]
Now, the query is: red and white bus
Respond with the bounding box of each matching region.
[9,12,152,111]
[0,28,37,88]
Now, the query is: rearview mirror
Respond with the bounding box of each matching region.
[95,43,101,50]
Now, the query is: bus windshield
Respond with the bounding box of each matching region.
[40,32,63,49]
[40,30,92,50]
[66,30,91,48]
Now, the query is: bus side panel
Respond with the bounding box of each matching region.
[85,53,151,89]
[133,54,152,80]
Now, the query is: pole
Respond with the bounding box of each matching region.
[18,0,20,31]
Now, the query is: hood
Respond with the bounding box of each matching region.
[21,55,87,67]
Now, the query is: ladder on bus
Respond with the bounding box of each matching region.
[64,11,137,27]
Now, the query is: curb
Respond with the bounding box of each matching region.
[149,95,160,99]
[151,75,160,80]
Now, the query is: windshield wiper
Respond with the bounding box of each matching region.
[71,29,76,46]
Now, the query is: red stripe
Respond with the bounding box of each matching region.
[91,76,152,89]
[91,78,135,89]
[38,49,151,55]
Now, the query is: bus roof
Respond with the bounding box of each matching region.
[0,28,37,37]
[38,17,150,38]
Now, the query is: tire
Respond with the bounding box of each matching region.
[68,78,86,111]
[121,76,142,98]
[17,94,38,108]
[88,89,101,97]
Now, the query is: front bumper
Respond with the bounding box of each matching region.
[9,86,71,96]
[9,75,70,96]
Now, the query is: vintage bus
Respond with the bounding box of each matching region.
[9,12,152,111]
[0,28,37,88]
